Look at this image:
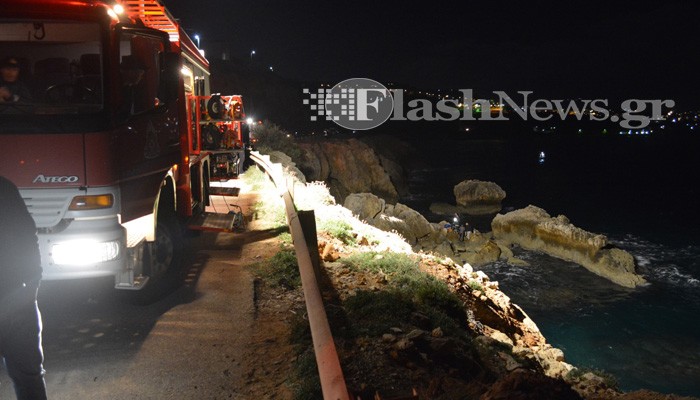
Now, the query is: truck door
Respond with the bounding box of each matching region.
[114,27,180,223]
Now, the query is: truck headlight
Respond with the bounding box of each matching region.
[51,240,120,265]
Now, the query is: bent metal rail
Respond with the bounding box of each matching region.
[248,151,350,400]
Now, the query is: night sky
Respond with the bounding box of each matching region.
[164,0,700,109]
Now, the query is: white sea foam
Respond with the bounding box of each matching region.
[611,234,700,288]
[634,255,652,267]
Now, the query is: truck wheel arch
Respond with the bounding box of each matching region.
[154,174,177,226]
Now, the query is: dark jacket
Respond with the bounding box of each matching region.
[0,176,41,300]
[0,79,33,102]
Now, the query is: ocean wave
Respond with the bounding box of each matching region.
[610,234,700,288]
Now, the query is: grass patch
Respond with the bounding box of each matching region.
[288,309,322,400]
[240,165,268,191]
[294,181,335,211]
[253,200,287,230]
[278,231,293,245]
[317,219,356,245]
[253,248,300,289]
[341,251,467,337]
[344,290,415,336]
[291,349,322,400]
[340,251,418,275]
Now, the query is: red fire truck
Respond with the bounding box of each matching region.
[0,0,242,292]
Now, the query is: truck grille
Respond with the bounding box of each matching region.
[21,192,72,228]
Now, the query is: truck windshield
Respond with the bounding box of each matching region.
[0,21,103,115]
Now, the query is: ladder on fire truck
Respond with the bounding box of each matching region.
[122,0,179,42]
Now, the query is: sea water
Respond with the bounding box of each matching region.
[397,124,700,396]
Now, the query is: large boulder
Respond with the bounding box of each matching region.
[491,205,646,288]
[343,194,432,245]
[343,193,385,221]
[454,180,506,214]
[369,203,433,244]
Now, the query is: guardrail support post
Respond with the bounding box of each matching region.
[298,210,322,286]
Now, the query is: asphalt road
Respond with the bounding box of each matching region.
[0,187,286,399]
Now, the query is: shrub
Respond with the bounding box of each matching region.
[467,280,483,292]
[250,120,303,162]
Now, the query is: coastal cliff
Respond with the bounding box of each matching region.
[297,139,400,204]
[261,148,692,399]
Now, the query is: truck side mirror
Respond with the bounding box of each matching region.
[159,52,180,104]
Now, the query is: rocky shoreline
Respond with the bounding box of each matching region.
[259,136,692,399]
[294,137,646,289]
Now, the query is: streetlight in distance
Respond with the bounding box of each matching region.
[269,66,273,72]
[193,34,200,48]
[250,49,256,61]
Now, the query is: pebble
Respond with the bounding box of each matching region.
[382,334,397,343]
[405,329,425,341]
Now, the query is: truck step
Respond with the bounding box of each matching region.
[187,212,238,232]
[209,186,240,196]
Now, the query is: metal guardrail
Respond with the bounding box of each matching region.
[249,151,350,400]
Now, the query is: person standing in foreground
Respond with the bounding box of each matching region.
[0,176,48,400]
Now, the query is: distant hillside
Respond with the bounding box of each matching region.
[210,58,316,131]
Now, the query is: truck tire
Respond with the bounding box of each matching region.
[148,208,183,279]
[128,185,184,304]
[203,124,221,149]
[207,95,224,119]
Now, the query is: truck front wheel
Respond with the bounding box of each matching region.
[148,208,183,279]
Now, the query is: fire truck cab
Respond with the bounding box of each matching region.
[0,0,229,292]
